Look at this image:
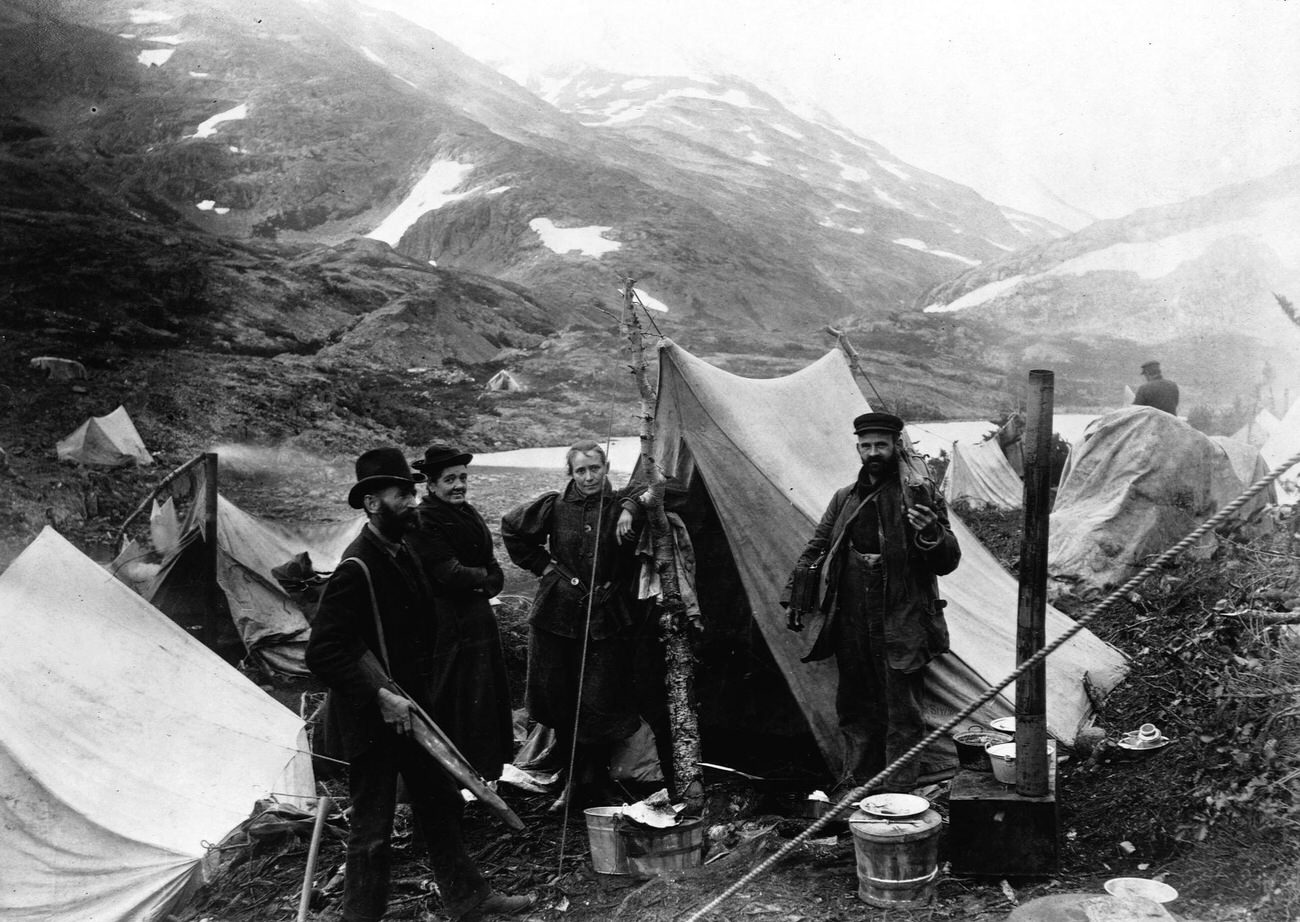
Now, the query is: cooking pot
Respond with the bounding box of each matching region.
[951,725,1012,772]
[985,740,1057,785]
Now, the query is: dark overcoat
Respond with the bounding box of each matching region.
[406,496,513,780]
[785,474,961,671]
[305,524,437,759]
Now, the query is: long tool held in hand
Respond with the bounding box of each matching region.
[357,651,526,832]
[296,795,333,922]
[680,449,1300,922]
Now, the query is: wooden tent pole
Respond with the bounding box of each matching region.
[203,452,220,649]
[1015,370,1053,796]
[113,452,208,545]
[622,280,704,809]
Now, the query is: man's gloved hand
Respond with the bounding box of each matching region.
[786,605,805,632]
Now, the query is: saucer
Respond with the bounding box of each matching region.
[1117,733,1172,751]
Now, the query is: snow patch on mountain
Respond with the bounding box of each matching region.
[367,160,477,247]
[772,123,804,140]
[360,46,385,65]
[834,203,862,213]
[138,49,174,67]
[393,74,417,89]
[190,103,247,139]
[150,34,182,44]
[622,78,652,91]
[746,151,773,167]
[925,274,1027,312]
[821,219,866,235]
[530,219,621,257]
[839,163,871,184]
[893,238,981,266]
[874,188,906,209]
[196,200,230,215]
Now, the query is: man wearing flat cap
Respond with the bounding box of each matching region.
[783,412,960,794]
[306,448,532,922]
[1132,360,1179,415]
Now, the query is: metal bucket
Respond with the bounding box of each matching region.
[583,807,629,875]
[952,725,1011,772]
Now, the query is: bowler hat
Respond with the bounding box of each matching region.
[853,411,905,435]
[347,447,425,509]
[411,444,474,479]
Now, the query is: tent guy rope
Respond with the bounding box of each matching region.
[679,447,1300,922]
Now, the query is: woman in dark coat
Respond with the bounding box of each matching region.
[406,444,514,783]
[500,439,643,808]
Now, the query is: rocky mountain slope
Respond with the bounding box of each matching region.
[6,0,1058,333]
[918,163,1300,406]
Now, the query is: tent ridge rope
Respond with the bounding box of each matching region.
[680,447,1300,922]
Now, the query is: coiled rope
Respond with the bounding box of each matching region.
[679,448,1300,922]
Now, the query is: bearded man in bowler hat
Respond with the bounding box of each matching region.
[782,413,960,794]
[306,448,533,922]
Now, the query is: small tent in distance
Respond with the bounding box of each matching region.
[647,342,1127,779]
[1261,397,1300,503]
[485,369,523,392]
[0,528,313,922]
[57,405,153,467]
[940,436,1024,510]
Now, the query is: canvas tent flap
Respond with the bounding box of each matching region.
[941,437,1024,510]
[116,468,364,675]
[653,342,1127,774]
[1050,407,1271,599]
[0,528,313,922]
[1262,398,1300,503]
[1232,408,1281,448]
[56,405,153,467]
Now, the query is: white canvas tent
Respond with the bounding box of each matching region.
[1232,408,1281,448]
[940,436,1024,510]
[57,405,153,467]
[485,369,523,392]
[650,343,1127,777]
[114,468,363,675]
[0,528,314,922]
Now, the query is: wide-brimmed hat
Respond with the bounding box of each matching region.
[411,444,474,479]
[347,447,425,509]
[853,411,905,435]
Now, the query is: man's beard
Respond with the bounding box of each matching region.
[864,455,899,478]
[375,503,417,537]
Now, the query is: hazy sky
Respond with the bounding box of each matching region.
[366,0,1299,224]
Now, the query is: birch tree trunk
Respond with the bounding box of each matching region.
[622,280,704,809]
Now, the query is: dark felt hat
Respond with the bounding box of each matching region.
[853,411,905,435]
[1141,360,1161,373]
[347,447,425,509]
[411,444,473,479]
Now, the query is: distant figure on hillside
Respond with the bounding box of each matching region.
[1133,361,1179,415]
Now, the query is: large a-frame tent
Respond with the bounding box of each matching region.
[939,436,1024,510]
[0,528,313,922]
[650,343,1127,777]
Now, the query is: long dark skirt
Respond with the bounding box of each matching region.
[526,626,640,747]
[426,595,514,782]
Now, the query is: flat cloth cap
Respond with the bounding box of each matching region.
[1141,360,1161,373]
[853,412,905,435]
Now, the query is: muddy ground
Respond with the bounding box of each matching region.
[3,342,1297,922]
